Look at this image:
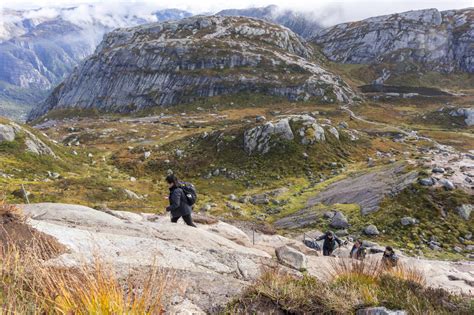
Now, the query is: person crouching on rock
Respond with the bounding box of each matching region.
[381,246,398,268]
[166,174,197,227]
[316,231,343,256]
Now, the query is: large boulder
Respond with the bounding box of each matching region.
[275,245,307,270]
[330,211,349,229]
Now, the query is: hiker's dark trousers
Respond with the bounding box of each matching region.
[171,214,197,227]
[323,248,333,256]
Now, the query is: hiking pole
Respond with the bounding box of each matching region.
[21,184,30,204]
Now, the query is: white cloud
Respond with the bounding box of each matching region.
[2,0,472,27]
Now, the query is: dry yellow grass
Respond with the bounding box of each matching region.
[0,201,176,314]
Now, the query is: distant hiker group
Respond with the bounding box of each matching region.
[304,230,398,266]
[165,175,400,267]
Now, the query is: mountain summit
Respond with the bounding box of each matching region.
[28,15,354,121]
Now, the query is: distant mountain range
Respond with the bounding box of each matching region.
[1,5,473,121]
[27,15,354,121]
[0,5,191,120]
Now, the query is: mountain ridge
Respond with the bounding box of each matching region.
[27,15,355,121]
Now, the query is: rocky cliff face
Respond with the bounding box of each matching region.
[313,8,473,73]
[28,16,355,121]
[0,6,192,120]
[217,5,321,38]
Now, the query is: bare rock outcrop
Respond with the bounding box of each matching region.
[243,114,345,154]
[313,8,473,73]
[0,120,56,156]
[308,164,418,215]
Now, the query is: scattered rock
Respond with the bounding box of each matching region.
[255,115,266,123]
[47,171,60,179]
[453,246,463,253]
[123,189,141,200]
[228,194,237,201]
[439,178,455,191]
[330,211,349,229]
[323,211,335,219]
[338,121,348,129]
[364,224,380,236]
[226,202,241,211]
[400,217,418,226]
[250,194,270,205]
[456,204,472,220]
[419,177,435,186]
[275,245,307,270]
[200,204,212,212]
[432,167,445,174]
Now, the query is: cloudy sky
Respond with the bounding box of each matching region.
[2,0,472,25]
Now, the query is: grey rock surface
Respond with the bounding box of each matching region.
[364,224,380,236]
[309,164,417,215]
[313,8,473,73]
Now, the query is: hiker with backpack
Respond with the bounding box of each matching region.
[316,231,344,256]
[381,246,399,268]
[350,239,366,260]
[166,174,197,227]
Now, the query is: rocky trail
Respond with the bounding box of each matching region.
[16,203,474,313]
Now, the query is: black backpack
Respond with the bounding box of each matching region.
[179,182,197,206]
[303,239,321,251]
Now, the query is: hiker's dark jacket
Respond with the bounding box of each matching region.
[167,185,192,218]
[316,233,343,251]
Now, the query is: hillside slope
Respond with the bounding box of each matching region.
[28,16,355,121]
